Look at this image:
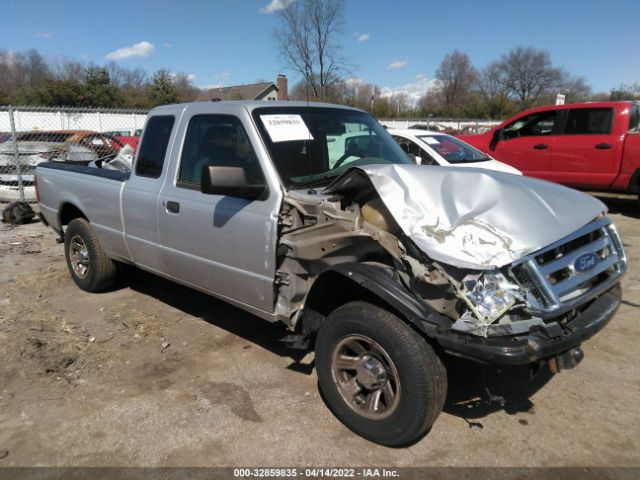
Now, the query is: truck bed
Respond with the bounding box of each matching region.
[36,162,131,262]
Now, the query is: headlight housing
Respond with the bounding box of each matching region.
[462,271,519,324]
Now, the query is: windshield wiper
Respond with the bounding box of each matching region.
[289,173,339,190]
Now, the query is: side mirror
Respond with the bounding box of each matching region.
[201,165,267,200]
[413,155,423,165]
[489,129,502,150]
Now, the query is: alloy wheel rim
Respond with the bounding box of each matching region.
[69,235,89,278]
[330,334,401,420]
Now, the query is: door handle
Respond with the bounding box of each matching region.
[533,144,548,150]
[165,201,180,214]
[595,143,612,149]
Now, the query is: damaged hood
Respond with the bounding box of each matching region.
[325,164,606,270]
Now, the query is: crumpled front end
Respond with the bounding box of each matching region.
[320,165,626,342]
[278,164,625,366]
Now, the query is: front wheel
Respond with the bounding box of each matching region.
[64,218,117,292]
[315,301,447,447]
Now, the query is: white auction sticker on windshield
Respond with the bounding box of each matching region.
[261,114,314,142]
[423,137,440,145]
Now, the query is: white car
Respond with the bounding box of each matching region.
[388,129,521,175]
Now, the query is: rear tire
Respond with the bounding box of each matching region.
[315,301,447,447]
[64,218,117,292]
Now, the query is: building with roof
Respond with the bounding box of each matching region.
[197,75,288,102]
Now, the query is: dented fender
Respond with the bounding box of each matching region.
[302,263,451,336]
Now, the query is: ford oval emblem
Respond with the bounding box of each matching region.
[574,253,597,273]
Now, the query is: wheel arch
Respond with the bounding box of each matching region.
[301,263,450,339]
[628,168,640,194]
[59,202,88,227]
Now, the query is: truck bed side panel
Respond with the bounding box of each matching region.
[36,163,131,261]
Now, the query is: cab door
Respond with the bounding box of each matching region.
[546,107,618,188]
[489,109,561,179]
[156,107,281,313]
[122,115,176,274]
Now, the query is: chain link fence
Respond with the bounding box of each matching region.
[0,106,148,203]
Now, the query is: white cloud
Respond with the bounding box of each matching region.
[35,32,53,38]
[199,70,232,89]
[214,69,231,82]
[356,33,370,42]
[163,43,172,48]
[260,0,296,13]
[380,74,437,106]
[106,41,155,61]
[170,72,196,81]
[386,59,408,70]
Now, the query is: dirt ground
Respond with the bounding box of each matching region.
[0,196,638,469]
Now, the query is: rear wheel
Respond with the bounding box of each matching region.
[315,301,447,446]
[64,218,117,292]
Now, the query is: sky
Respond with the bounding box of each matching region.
[1,0,639,104]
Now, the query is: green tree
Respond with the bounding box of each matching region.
[83,66,119,107]
[147,69,177,106]
[26,78,84,106]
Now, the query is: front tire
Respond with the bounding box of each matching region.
[315,301,447,447]
[64,218,117,292]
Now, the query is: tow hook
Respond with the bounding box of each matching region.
[549,347,584,373]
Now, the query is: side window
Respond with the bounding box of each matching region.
[503,110,559,139]
[178,115,263,187]
[135,115,175,178]
[564,108,613,135]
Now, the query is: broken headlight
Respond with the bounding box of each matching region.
[463,271,519,324]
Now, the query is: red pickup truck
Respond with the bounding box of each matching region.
[460,101,640,197]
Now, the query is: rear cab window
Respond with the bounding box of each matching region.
[564,108,613,135]
[135,115,175,178]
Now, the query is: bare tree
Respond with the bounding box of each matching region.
[173,72,200,103]
[492,46,564,107]
[610,83,640,101]
[274,0,348,100]
[54,57,85,81]
[0,49,51,100]
[435,50,477,107]
[477,64,505,101]
[557,74,591,103]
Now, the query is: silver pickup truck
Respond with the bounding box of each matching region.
[36,101,627,446]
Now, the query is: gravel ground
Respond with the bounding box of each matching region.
[0,196,638,469]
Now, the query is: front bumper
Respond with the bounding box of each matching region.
[435,283,622,365]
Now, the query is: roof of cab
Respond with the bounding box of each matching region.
[149,100,365,115]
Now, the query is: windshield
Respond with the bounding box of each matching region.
[417,134,489,163]
[253,107,411,188]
